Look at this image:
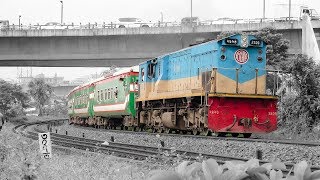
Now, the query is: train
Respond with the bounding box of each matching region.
[67,34,278,137]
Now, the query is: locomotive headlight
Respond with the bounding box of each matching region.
[241,35,248,48]
[221,47,226,52]
[257,56,263,62]
[258,49,263,54]
[220,55,226,61]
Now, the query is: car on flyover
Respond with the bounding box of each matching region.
[115,18,153,28]
[40,22,67,30]
[0,20,9,30]
[181,17,201,26]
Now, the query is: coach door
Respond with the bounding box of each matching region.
[88,84,95,117]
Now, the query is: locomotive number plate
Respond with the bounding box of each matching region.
[234,49,249,64]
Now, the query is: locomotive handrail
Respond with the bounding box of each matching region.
[226,115,237,131]
[254,119,270,125]
[209,67,284,96]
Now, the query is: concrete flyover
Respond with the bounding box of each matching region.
[0,20,319,67]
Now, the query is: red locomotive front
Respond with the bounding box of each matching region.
[207,96,277,137]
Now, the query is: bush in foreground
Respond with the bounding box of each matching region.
[0,123,168,180]
[147,158,320,180]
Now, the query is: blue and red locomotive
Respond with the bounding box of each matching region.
[68,34,278,137]
[135,34,277,137]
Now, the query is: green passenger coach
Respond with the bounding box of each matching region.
[67,66,139,129]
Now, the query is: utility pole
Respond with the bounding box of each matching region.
[60,1,63,24]
[191,0,193,18]
[190,0,193,26]
[289,0,291,21]
[18,15,21,30]
[263,0,265,20]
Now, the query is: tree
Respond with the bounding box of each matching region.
[282,55,320,130]
[27,79,53,116]
[0,80,29,118]
[252,27,290,69]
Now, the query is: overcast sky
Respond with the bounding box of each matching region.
[1,0,320,82]
[2,0,320,24]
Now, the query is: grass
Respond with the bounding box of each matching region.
[0,116,171,180]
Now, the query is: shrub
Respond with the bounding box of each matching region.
[147,158,320,180]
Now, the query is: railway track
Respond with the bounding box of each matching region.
[13,119,320,175]
[67,122,320,148]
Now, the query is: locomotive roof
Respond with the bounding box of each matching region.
[216,33,265,43]
[139,34,265,65]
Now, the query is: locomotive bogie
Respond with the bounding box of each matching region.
[136,96,209,132]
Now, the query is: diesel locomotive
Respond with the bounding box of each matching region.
[67,34,278,137]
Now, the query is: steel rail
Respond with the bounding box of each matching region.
[13,119,320,176]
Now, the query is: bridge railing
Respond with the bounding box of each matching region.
[1,16,311,31]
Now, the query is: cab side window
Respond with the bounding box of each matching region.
[141,68,145,82]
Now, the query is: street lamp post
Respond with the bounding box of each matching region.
[288,0,291,21]
[263,0,265,20]
[160,12,163,23]
[191,0,193,18]
[18,15,21,30]
[60,0,63,25]
[190,0,193,26]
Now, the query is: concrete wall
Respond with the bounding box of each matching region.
[0,33,218,67]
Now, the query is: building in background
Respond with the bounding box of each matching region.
[17,68,79,98]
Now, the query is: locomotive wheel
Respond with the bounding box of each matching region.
[152,128,157,133]
[175,130,180,134]
[231,133,239,137]
[159,129,164,133]
[138,127,144,132]
[217,132,226,137]
[132,126,137,132]
[203,129,212,136]
[124,126,128,130]
[165,129,172,134]
[243,133,252,138]
[182,130,188,134]
[192,130,200,135]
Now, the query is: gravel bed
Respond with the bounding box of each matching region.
[38,123,320,166]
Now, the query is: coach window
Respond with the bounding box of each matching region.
[101,90,104,101]
[105,89,107,100]
[110,88,113,99]
[97,90,100,102]
[107,89,110,100]
[114,87,118,99]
